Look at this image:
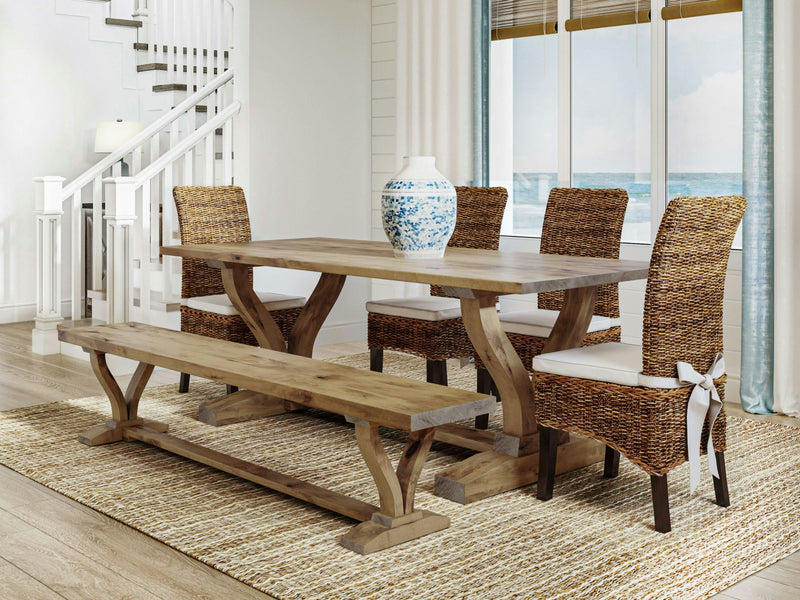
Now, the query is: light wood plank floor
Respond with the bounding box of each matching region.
[1,321,798,599]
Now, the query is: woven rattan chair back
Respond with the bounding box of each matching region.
[173,186,253,299]
[641,195,746,379]
[537,188,628,318]
[430,186,508,297]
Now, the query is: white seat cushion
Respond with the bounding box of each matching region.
[532,342,643,387]
[185,292,305,316]
[499,308,620,338]
[366,296,462,321]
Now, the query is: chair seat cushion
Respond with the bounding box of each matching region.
[532,342,643,387]
[499,308,620,338]
[366,296,462,321]
[185,292,306,316]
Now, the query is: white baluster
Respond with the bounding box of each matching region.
[92,175,103,291]
[132,145,142,175]
[139,184,152,320]
[167,1,176,91]
[183,148,194,183]
[151,175,160,263]
[71,191,83,322]
[104,178,138,324]
[149,136,161,261]
[162,165,176,302]
[151,0,159,67]
[187,0,197,98]
[215,0,223,80]
[205,0,213,89]
[204,133,214,185]
[177,0,186,91]
[222,118,232,185]
[32,177,66,354]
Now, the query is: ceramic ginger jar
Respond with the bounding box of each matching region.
[381,156,457,258]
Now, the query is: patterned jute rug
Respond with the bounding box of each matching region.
[1,352,799,600]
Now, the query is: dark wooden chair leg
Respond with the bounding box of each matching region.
[474,368,492,429]
[650,474,671,533]
[226,384,238,395]
[179,373,190,393]
[713,451,730,507]
[603,446,620,478]
[537,426,558,501]
[370,348,383,373]
[426,360,448,386]
[476,367,492,394]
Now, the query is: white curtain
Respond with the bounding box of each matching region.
[396,0,473,185]
[773,0,800,416]
[390,0,474,298]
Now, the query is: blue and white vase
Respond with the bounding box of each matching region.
[381,156,457,258]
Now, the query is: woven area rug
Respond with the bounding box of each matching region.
[1,351,799,600]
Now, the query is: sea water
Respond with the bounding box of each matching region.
[508,172,743,242]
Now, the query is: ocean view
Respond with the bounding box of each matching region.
[508,172,743,242]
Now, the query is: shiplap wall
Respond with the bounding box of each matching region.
[369,2,743,402]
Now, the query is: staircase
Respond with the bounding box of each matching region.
[33,0,239,355]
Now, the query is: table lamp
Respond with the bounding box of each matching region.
[94,119,142,176]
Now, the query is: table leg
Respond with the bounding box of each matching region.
[434,287,605,504]
[78,352,168,446]
[288,273,347,357]
[341,423,449,554]
[197,266,346,426]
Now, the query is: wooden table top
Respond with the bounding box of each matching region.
[162,237,650,295]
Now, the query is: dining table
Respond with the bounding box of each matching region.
[161,237,649,504]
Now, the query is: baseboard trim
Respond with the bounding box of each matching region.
[0,301,75,325]
[314,319,367,348]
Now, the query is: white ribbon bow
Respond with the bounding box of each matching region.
[677,354,725,494]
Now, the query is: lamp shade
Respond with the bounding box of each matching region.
[94,119,142,153]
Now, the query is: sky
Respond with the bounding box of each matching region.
[506,12,743,174]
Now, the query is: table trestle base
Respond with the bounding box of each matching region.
[197,389,295,426]
[434,436,605,504]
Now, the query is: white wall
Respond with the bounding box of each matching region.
[0,0,139,322]
[248,0,372,345]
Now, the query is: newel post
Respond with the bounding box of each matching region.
[132,0,150,43]
[104,177,138,324]
[32,176,66,355]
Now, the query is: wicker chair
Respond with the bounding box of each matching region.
[472,188,628,427]
[533,195,746,532]
[367,186,508,385]
[173,186,305,393]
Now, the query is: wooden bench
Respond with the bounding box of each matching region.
[58,322,496,554]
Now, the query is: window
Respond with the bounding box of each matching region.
[667,11,743,246]
[490,35,558,237]
[572,23,651,243]
[489,1,743,246]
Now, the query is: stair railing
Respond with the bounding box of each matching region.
[105,99,241,324]
[133,0,234,91]
[33,70,237,354]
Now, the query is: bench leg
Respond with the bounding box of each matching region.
[79,351,168,446]
[341,423,449,554]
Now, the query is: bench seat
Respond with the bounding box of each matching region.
[58,322,495,554]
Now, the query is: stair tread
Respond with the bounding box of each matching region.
[106,17,142,28]
[153,83,187,92]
